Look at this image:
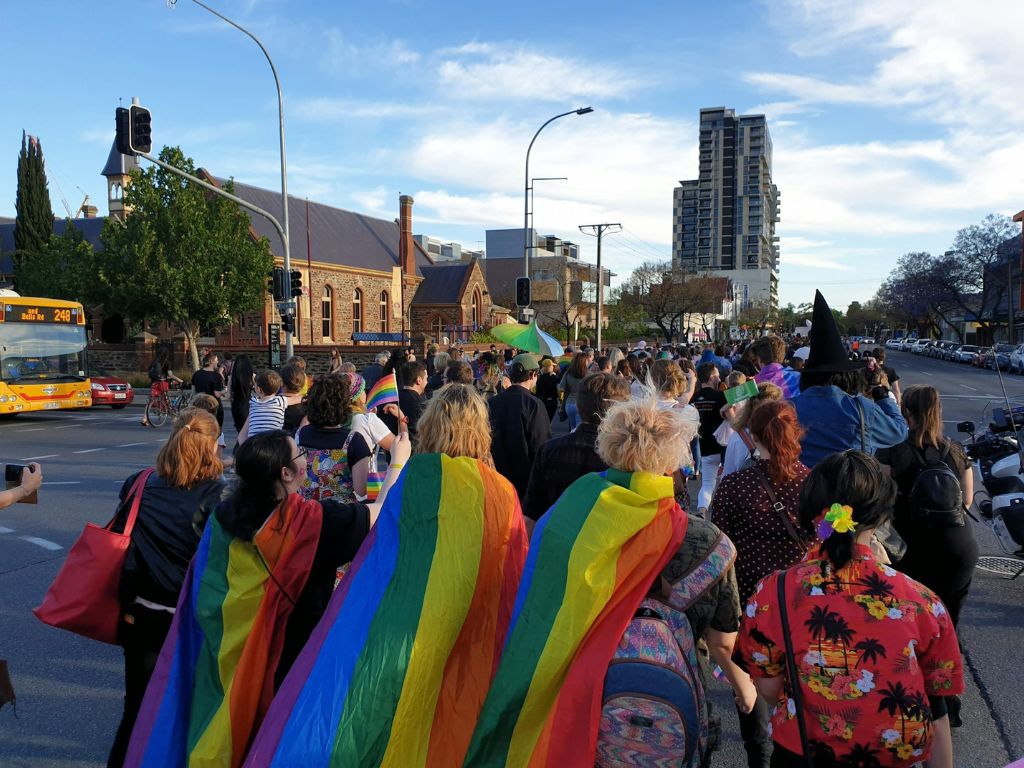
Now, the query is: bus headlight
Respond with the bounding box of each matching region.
[0,396,7,403]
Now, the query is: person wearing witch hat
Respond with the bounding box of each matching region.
[793,291,907,467]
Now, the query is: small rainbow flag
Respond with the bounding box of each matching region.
[244,453,529,768]
[125,495,323,768]
[463,468,686,767]
[365,372,400,411]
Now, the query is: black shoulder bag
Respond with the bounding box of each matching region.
[754,466,808,552]
[777,570,814,767]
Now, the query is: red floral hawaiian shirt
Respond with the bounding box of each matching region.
[736,544,963,767]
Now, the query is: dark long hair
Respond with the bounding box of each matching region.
[799,368,864,394]
[216,430,294,541]
[798,450,896,569]
[230,354,255,401]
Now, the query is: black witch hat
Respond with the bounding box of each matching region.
[803,290,866,373]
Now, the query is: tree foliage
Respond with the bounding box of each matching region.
[13,131,55,276]
[99,146,274,369]
[619,262,729,342]
[15,221,99,303]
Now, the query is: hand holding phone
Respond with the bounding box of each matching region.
[5,462,41,504]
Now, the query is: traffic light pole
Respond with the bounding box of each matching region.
[172,0,293,358]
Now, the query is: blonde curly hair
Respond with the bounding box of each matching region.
[415,383,493,465]
[597,397,698,475]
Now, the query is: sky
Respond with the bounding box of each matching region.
[2,0,1024,310]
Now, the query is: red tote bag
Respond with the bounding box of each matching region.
[33,468,154,644]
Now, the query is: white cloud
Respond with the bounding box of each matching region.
[291,97,443,122]
[321,29,420,75]
[436,43,640,102]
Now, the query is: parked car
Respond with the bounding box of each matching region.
[956,344,981,363]
[989,343,1016,371]
[862,337,875,345]
[944,343,962,362]
[976,347,993,368]
[911,339,932,355]
[89,367,134,408]
[1010,345,1024,374]
[885,338,902,350]
[929,341,950,358]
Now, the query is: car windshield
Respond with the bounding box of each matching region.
[995,344,1015,353]
[961,345,980,353]
[0,323,87,382]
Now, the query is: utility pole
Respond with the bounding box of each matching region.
[578,223,621,352]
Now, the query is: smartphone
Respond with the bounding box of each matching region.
[5,463,37,504]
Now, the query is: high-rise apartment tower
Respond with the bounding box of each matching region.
[673,107,780,307]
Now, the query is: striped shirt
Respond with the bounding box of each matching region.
[247,394,287,436]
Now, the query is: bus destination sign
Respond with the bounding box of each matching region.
[4,305,79,324]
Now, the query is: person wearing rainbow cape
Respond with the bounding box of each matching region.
[124,427,411,768]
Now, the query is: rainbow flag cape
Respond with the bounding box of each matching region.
[365,372,400,411]
[244,453,529,768]
[463,468,686,767]
[125,495,323,768]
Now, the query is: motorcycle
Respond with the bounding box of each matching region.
[958,402,1024,579]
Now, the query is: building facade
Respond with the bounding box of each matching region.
[412,234,484,262]
[673,107,781,307]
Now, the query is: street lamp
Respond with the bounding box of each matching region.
[522,107,593,320]
[170,0,294,357]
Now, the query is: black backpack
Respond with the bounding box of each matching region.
[908,443,965,528]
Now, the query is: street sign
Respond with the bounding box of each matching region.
[268,323,281,367]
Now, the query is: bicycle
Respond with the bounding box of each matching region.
[144,383,192,427]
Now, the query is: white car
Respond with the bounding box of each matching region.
[912,339,932,355]
[862,337,875,345]
[885,339,902,350]
[1010,345,1024,374]
[956,344,981,363]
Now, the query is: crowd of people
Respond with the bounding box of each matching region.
[85,289,979,768]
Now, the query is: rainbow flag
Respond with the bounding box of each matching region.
[463,468,686,767]
[244,453,529,768]
[365,372,400,411]
[125,495,323,768]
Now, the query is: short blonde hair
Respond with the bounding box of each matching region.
[415,384,493,464]
[597,398,697,475]
[726,370,747,388]
[650,359,687,398]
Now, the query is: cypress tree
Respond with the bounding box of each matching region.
[13,131,55,271]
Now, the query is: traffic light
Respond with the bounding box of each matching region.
[129,105,152,154]
[289,270,303,298]
[268,267,285,301]
[281,314,295,334]
[515,276,531,307]
[114,104,153,156]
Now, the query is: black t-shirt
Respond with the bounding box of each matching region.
[691,387,728,456]
[192,369,224,397]
[883,364,900,384]
[283,403,306,435]
[399,389,426,436]
[296,425,371,466]
[276,499,370,686]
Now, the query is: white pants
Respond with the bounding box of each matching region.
[698,454,721,512]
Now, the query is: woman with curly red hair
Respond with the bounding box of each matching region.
[710,399,812,768]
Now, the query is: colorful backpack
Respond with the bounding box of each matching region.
[596,530,736,768]
[299,430,357,504]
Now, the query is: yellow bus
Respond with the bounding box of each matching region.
[0,295,92,415]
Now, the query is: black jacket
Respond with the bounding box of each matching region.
[115,471,226,608]
[488,385,551,500]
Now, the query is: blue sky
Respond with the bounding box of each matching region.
[2,0,1023,310]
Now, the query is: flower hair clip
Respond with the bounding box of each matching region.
[817,503,857,538]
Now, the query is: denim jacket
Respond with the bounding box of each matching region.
[794,385,908,467]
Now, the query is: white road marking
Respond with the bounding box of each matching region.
[15,428,46,433]
[72,448,104,454]
[961,385,978,391]
[19,536,62,551]
[41,481,81,486]
[0,526,14,534]
[20,454,58,461]
[53,424,82,429]
[919,371,934,376]
[115,442,148,448]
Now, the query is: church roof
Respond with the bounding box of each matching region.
[101,141,139,178]
[413,261,474,305]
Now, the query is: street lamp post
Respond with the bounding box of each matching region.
[172,0,294,357]
[522,107,593,321]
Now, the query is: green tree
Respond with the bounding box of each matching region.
[99,146,274,369]
[13,131,55,275]
[15,221,98,302]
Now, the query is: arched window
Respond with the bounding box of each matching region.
[111,183,122,201]
[352,288,362,335]
[379,291,389,333]
[431,315,444,342]
[321,285,334,340]
[472,290,482,329]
